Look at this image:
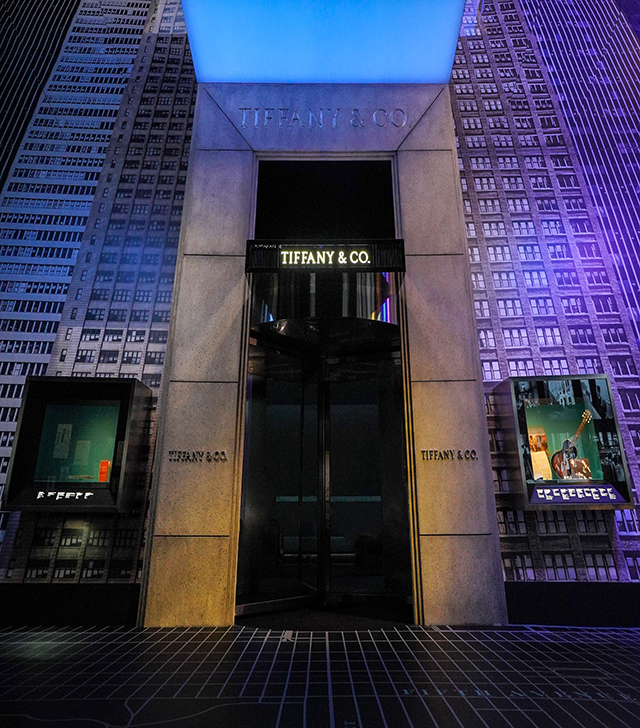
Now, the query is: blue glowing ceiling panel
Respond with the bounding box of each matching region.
[181,0,466,84]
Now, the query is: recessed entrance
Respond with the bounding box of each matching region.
[236,161,412,621]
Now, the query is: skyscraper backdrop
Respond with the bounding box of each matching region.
[2,0,640,586]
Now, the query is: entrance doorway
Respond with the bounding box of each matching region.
[237,316,412,616]
[236,161,412,620]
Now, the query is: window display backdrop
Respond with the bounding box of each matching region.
[513,376,633,507]
[34,403,120,485]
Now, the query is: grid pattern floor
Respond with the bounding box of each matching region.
[1,624,639,727]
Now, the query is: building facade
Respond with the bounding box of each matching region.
[2,0,640,608]
[0,0,153,577]
[0,0,81,190]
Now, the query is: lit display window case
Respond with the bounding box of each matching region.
[3,377,151,512]
[493,375,634,509]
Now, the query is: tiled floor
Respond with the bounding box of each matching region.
[1,623,640,727]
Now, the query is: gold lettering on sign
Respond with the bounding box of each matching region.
[280,248,371,267]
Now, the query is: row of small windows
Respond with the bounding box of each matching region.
[463,155,573,171]
[481,357,634,381]
[453,82,550,97]
[465,220,595,240]
[469,243,593,263]
[77,308,171,323]
[471,268,608,290]
[72,349,165,365]
[474,294,619,319]
[502,553,619,582]
[77,329,167,344]
[497,509,609,536]
[21,558,141,581]
[33,527,139,549]
[466,197,586,216]
[88,288,172,303]
[464,174,582,193]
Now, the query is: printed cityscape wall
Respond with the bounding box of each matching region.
[2,0,640,590]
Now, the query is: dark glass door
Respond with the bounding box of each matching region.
[237,326,411,615]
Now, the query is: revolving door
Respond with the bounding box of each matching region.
[236,270,413,615]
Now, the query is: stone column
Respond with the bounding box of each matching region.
[142,90,253,626]
[398,88,507,624]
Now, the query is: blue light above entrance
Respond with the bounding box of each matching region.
[181,0,466,84]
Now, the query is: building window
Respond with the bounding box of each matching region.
[482,361,501,381]
[109,559,133,580]
[487,245,511,261]
[620,390,640,412]
[497,299,523,317]
[33,528,56,547]
[60,529,83,547]
[555,270,579,286]
[98,350,119,364]
[75,349,95,364]
[615,510,639,535]
[122,351,142,365]
[497,510,527,535]
[569,326,595,345]
[584,553,618,582]
[523,270,548,287]
[508,359,535,376]
[530,298,554,316]
[502,554,535,581]
[548,243,571,260]
[576,357,601,375]
[114,529,138,547]
[536,511,567,535]
[25,560,49,580]
[478,330,496,348]
[475,300,490,318]
[610,357,637,377]
[576,510,607,534]
[87,529,109,547]
[493,468,510,493]
[544,554,577,581]
[542,358,569,376]
[81,560,105,580]
[493,271,517,288]
[625,554,640,581]
[478,197,501,213]
[536,327,562,346]
[513,220,536,236]
[503,328,529,347]
[145,351,165,365]
[518,244,541,261]
[561,296,586,315]
[53,560,77,580]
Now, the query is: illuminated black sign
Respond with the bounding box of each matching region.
[245,239,405,272]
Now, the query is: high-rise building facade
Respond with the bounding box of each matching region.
[520,0,640,344]
[453,0,640,583]
[0,0,81,190]
[0,0,194,585]
[3,0,640,597]
[0,0,151,574]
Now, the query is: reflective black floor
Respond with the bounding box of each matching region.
[1,622,640,727]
